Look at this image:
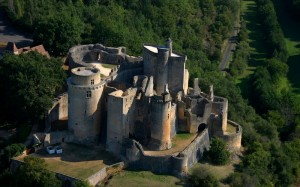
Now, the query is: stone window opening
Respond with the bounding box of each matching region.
[86,91,92,98]
[91,79,94,85]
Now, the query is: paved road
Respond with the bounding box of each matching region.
[0,2,32,47]
[219,28,238,71]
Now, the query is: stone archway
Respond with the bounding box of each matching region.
[198,123,207,133]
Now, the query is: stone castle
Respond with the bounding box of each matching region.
[45,39,241,175]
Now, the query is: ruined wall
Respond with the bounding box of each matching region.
[181,128,210,168]
[106,88,137,154]
[143,48,156,81]
[123,129,210,177]
[114,66,143,84]
[87,167,106,186]
[87,162,125,186]
[156,48,169,95]
[45,93,68,132]
[68,44,126,69]
[168,56,187,96]
[170,103,177,138]
[178,101,188,132]
[44,131,74,146]
[222,120,242,151]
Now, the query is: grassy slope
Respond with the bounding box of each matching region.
[236,0,268,97]
[190,163,235,187]
[103,170,182,187]
[272,0,300,97]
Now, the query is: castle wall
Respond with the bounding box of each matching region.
[178,101,188,132]
[106,89,137,154]
[45,93,68,132]
[143,48,156,80]
[221,120,242,151]
[209,97,228,135]
[168,57,187,96]
[181,128,210,168]
[68,44,132,69]
[114,67,143,84]
[170,103,177,139]
[123,129,210,176]
[44,131,74,146]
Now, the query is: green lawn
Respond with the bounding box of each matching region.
[273,0,300,96]
[103,170,182,187]
[31,143,120,180]
[236,0,269,98]
[101,63,117,69]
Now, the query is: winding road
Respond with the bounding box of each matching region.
[219,27,238,71]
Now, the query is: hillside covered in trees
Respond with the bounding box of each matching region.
[1,0,300,186]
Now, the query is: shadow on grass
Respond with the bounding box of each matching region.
[288,54,300,94]
[273,0,300,43]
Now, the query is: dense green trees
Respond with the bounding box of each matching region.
[0,156,61,187]
[229,20,250,77]
[33,14,84,56]
[0,52,66,122]
[4,0,239,60]
[256,0,288,62]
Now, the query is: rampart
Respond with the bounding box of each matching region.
[123,128,210,177]
[68,44,142,69]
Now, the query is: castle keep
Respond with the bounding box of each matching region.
[46,39,242,176]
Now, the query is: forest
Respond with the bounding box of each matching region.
[0,0,300,186]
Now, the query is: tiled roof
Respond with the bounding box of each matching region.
[5,42,50,58]
[5,42,18,53]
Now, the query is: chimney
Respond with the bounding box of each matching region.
[166,38,172,56]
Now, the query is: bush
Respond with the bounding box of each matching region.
[3,143,26,163]
[207,138,230,165]
[188,166,220,187]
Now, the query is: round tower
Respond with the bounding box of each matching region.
[149,93,172,150]
[67,67,104,143]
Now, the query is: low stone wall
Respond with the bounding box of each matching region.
[123,128,210,177]
[222,120,242,151]
[87,162,125,186]
[87,167,106,186]
[45,93,68,132]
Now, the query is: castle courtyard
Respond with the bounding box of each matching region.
[16,143,120,180]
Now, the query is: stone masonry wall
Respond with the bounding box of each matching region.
[181,128,210,168]
[45,93,68,132]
